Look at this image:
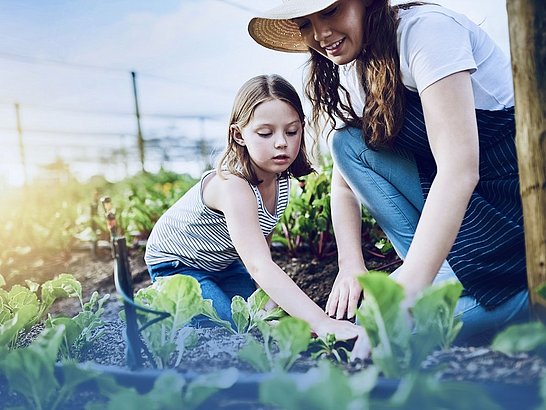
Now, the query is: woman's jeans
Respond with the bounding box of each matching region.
[330,127,530,345]
[147,259,256,328]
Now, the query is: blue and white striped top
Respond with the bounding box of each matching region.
[144,171,290,271]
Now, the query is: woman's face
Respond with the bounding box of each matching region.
[293,0,366,66]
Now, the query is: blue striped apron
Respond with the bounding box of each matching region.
[394,90,527,309]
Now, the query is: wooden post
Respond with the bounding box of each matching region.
[131,71,146,173]
[507,0,546,319]
[14,103,28,186]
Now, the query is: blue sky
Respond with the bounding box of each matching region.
[0,0,510,186]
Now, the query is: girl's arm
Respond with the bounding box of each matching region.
[326,166,367,319]
[395,70,479,303]
[209,174,370,359]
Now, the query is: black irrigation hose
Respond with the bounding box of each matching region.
[111,236,171,369]
[112,267,171,329]
[100,196,171,369]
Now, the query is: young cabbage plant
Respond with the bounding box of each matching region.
[238,316,311,372]
[357,271,463,378]
[231,288,286,334]
[492,320,546,359]
[87,368,239,410]
[0,325,102,410]
[0,273,82,349]
[45,291,110,360]
[133,274,239,367]
[308,333,352,363]
[379,372,501,410]
[260,360,378,410]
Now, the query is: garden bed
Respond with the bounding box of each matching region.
[3,246,545,409]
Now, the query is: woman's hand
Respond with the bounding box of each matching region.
[325,271,363,320]
[313,317,371,361]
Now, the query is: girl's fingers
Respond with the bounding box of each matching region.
[350,329,371,361]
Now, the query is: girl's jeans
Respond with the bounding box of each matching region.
[330,127,530,345]
[147,259,256,328]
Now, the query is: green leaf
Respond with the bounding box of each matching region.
[272,317,311,370]
[231,295,250,333]
[153,275,203,328]
[260,361,375,410]
[0,304,38,347]
[248,288,269,313]
[492,321,546,359]
[357,272,411,378]
[7,285,38,311]
[0,326,65,408]
[200,299,234,332]
[411,279,463,362]
[184,368,238,410]
[25,280,40,293]
[387,373,501,410]
[239,337,271,372]
[41,274,82,314]
[134,275,207,367]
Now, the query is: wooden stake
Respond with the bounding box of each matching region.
[507,0,546,319]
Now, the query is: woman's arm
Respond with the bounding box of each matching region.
[395,70,479,302]
[326,166,367,319]
[208,174,370,359]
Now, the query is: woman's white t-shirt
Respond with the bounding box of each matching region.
[341,5,514,113]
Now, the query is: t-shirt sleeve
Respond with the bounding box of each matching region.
[399,11,477,94]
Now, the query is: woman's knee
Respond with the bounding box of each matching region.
[329,127,368,163]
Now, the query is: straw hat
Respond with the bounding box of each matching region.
[248,0,338,53]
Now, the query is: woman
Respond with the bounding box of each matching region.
[248,0,529,344]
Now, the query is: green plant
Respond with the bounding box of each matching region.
[0,325,101,410]
[357,271,463,378]
[231,288,286,334]
[374,372,501,410]
[46,291,110,360]
[260,360,378,410]
[0,273,82,348]
[308,333,352,363]
[87,368,239,410]
[106,170,197,244]
[274,162,335,259]
[133,275,232,367]
[492,320,546,359]
[238,316,311,372]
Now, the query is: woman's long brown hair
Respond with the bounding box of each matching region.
[305,1,426,149]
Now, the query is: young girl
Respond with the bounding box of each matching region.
[248,1,529,344]
[145,74,369,358]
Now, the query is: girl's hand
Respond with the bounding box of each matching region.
[264,298,278,312]
[325,271,363,320]
[314,317,371,361]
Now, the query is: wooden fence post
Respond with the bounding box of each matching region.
[506,0,546,319]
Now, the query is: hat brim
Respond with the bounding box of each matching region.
[248,0,338,53]
[248,18,308,53]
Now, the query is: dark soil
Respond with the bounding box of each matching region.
[44,245,545,385]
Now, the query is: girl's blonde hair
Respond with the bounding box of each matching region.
[217,74,314,185]
[305,1,425,149]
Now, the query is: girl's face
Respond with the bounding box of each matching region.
[233,99,303,179]
[293,0,366,66]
